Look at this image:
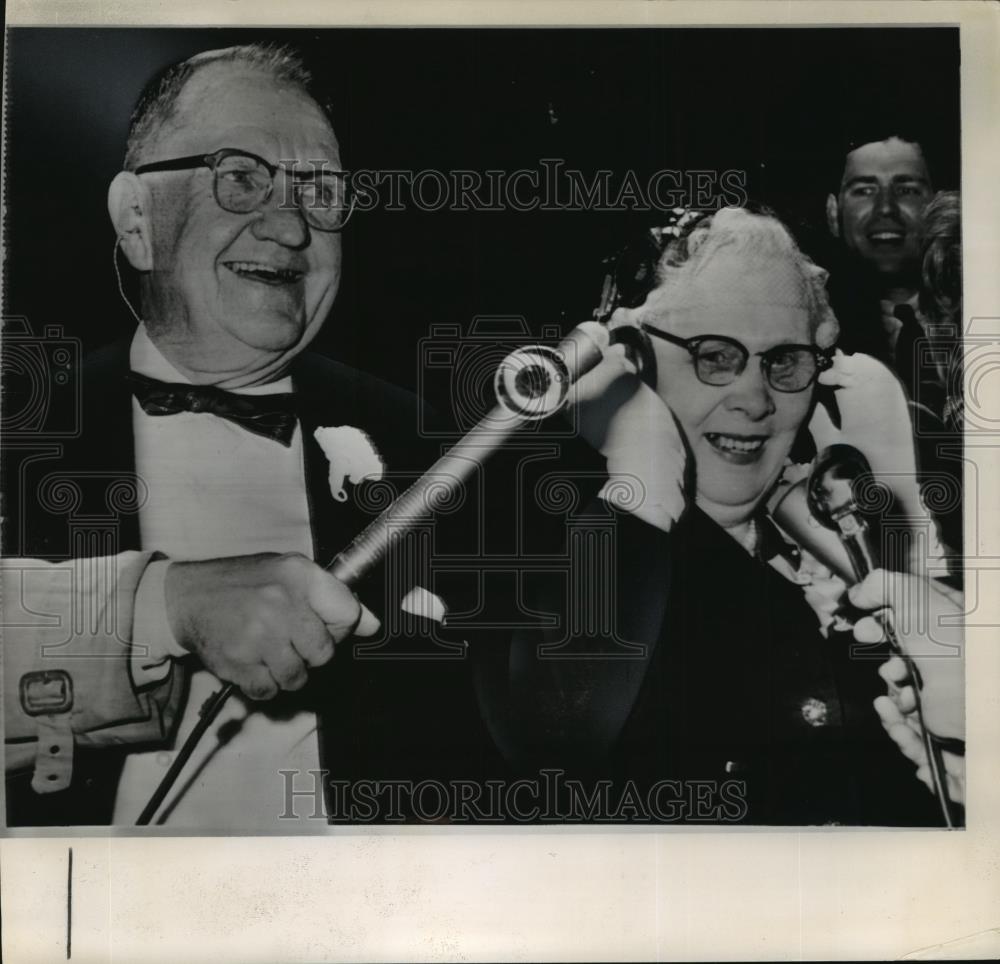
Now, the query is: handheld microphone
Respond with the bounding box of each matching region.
[804,444,961,827]
[768,477,855,584]
[805,444,883,583]
[328,321,611,585]
[137,320,614,825]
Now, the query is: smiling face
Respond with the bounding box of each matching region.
[831,138,932,285]
[137,63,343,385]
[647,253,815,528]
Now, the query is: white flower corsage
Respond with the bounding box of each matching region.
[313,426,385,502]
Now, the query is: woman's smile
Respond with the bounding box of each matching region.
[703,431,769,464]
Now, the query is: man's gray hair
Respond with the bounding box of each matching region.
[124,43,319,170]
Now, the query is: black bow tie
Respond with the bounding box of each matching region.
[127,371,299,446]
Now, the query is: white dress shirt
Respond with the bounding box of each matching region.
[112,327,326,830]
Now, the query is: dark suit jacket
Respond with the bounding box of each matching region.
[3,337,501,825]
[476,500,944,826]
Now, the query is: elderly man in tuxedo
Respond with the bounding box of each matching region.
[3,44,463,828]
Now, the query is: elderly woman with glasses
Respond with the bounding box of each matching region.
[477,206,957,826]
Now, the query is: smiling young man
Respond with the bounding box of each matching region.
[822,132,962,566]
[826,136,933,307]
[3,45,466,829]
[824,135,938,386]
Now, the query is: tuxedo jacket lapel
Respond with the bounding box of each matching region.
[292,352,437,572]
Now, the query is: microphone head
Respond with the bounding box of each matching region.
[807,443,874,532]
[494,345,571,420]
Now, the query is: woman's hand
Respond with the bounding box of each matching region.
[566,309,687,532]
[872,691,966,803]
[848,568,964,740]
[848,568,965,802]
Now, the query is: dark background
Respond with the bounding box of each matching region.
[3,27,960,407]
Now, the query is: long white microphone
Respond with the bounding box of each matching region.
[327,321,611,585]
[137,321,613,825]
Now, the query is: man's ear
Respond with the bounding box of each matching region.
[108,172,154,271]
[825,193,840,238]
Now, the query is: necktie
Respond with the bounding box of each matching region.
[892,304,946,421]
[892,303,923,401]
[127,371,299,446]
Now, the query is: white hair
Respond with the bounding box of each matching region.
[641,206,840,349]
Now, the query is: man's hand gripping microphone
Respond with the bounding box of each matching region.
[137,321,615,825]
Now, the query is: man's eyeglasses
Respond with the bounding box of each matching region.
[640,324,833,393]
[134,148,354,232]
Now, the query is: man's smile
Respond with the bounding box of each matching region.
[867,230,906,248]
[223,260,305,285]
